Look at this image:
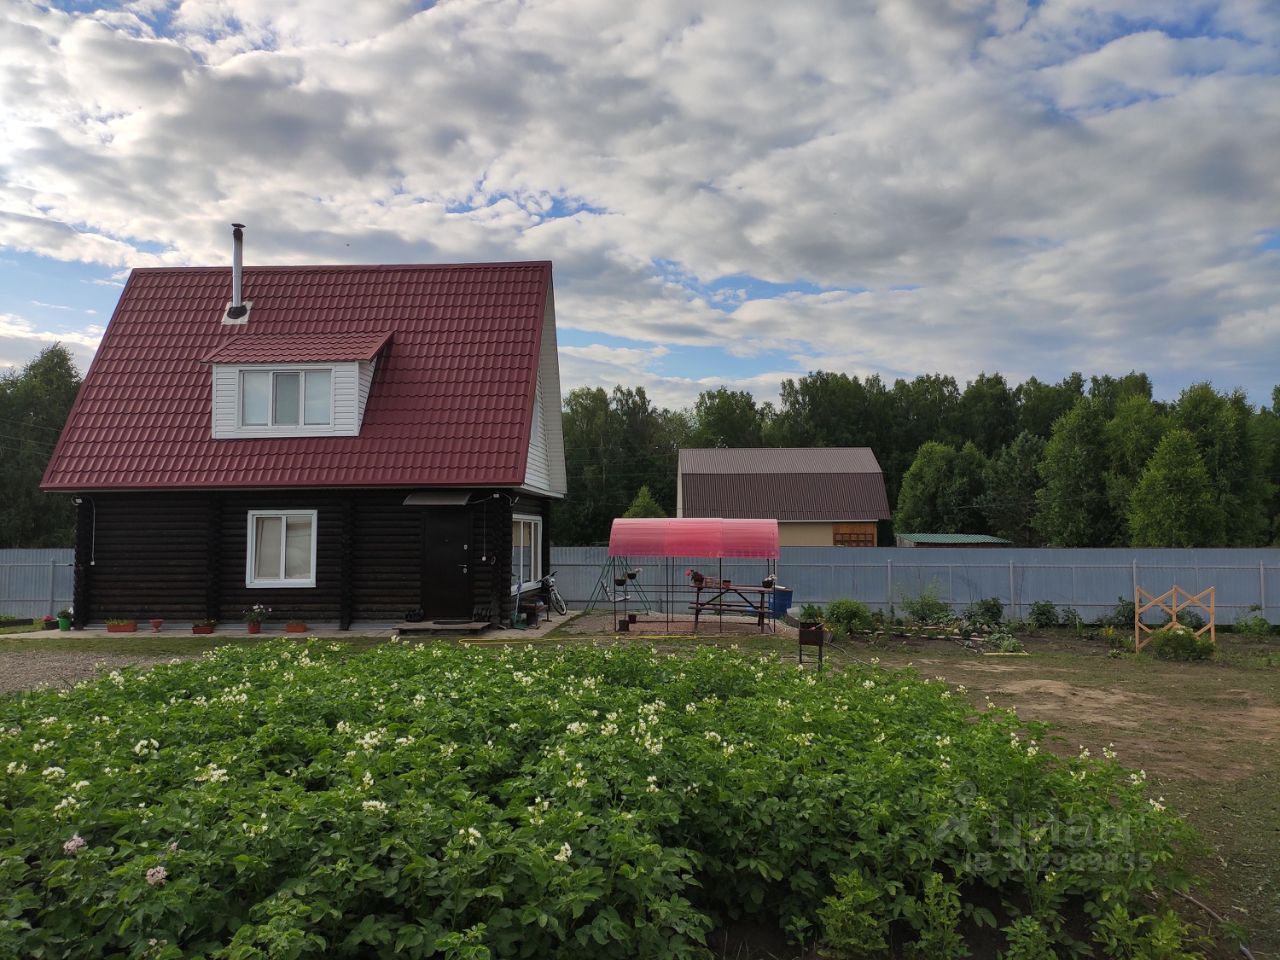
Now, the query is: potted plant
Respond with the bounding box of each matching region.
[191,619,217,635]
[57,608,73,631]
[149,618,164,632]
[42,615,57,631]
[285,620,308,634]
[244,603,271,634]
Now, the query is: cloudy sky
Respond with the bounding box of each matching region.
[1,0,1277,408]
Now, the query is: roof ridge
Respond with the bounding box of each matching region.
[131,260,552,274]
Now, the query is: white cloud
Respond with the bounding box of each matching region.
[0,312,101,374]
[0,0,1277,406]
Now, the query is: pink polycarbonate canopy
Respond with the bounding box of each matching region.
[608,518,779,559]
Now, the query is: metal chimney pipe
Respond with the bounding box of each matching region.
[231,223,245,307]
[226,223,248,321]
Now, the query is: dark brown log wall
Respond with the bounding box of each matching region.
[75,488,550,626]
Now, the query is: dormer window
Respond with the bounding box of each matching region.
[203,331,391,440]
[240,369,332,428]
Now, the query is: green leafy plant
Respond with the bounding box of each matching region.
[1148,624,1214,661]
[823,599,873,638]
[105,618,135,626]
[1027,601,1058,630]
[818,869,888,958]
[0,641,1200,959]
[899,583,954,625]
[908,872,967,958]
[1102,625,1134,654]
[986,632,1025,653]
[1233,605,1271,636]
[962,597,1004,627]
[1059,607,1085,632]
[1107,596,1136,628]
[1000,916,1055,959]
[798,602,824,624]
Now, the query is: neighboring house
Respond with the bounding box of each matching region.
[894,533,1012,548]
[42,234,565,628]
[676,448,890,547]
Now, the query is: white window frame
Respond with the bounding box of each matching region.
[246,509,318,589]
[239,367,333,429]
[511,514,543,587]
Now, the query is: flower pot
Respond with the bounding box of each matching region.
[106,621,137,633]
[627,613,637,624]
[616,618,630,632]
[149,618,164,633]
[57,617,71,631]
[43,619,57,631]
[192,625,214,635]
[613,577,627,587]
[285,622,308,634]
[247,621,261,634]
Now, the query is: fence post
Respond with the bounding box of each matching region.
[1008,561,1015,618]
[886,559,893,613]
[1262,562,1268,618]
[1132,560,1138,604]
[47,559,57,618]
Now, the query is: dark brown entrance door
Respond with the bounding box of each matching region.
[421,509,473,619]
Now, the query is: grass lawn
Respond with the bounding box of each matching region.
[3,622,1275,956]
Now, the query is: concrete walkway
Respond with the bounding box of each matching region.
[2,611,580,643]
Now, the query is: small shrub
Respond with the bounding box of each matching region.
[1027,600,1058,630]
[1107,596,1136,627]
[1234,605,1271,636]
[1059,606,1085,630]
[962,597,1004,626]
[824,599,873,638]
[900,584,954,625]
[1148,624,1214,661]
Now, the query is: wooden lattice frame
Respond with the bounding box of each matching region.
[1134,585,1215,653]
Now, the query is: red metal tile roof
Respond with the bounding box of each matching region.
[200,331,393,364]
[42,262,552,491]
[679,447,890,521]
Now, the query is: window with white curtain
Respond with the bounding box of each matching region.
[247,510,317,588]
[511,515,542,587]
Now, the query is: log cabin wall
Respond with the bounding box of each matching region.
[74,489,548,626]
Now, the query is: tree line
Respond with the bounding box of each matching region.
[3,347,1278,550]
[554,372,1280,547]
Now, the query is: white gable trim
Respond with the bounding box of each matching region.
[522,289,567,497]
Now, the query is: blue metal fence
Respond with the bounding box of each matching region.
[549,546,1280,624]
[0,549,74,619]
[4,547,1277,625]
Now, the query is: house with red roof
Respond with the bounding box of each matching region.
[42,227,566,629]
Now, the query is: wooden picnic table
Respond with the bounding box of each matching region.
[689,580,777,631]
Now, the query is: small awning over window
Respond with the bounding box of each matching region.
[402,491,473,506]
[608,518,779,559]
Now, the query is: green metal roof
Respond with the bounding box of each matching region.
[896,533,1013,545]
